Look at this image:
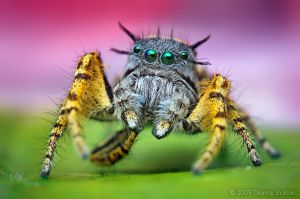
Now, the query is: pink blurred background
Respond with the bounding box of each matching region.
[0,0,299,127]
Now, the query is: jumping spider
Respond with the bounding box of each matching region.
[40,23,280,178]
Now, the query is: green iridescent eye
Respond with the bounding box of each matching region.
[133,45,141,53]
[179,51,188,60]
[144,49,157,63]
[161,51,175,65]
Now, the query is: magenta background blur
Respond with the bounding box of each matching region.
[0,0,299,127]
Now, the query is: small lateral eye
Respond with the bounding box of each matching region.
[133,45,141,53]
[179,51,189,60]
[144,49,157,63]
[161,51,175,65]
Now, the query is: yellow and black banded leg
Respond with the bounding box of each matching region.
[228,101,280,158]
[227,103,262,166]
[184,74,231,174]
[40,51,113,178]
[90,128,138,165]
[40,114,67,178]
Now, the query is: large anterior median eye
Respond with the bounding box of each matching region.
[161,51,175,65]
[133,45,141,53]
[144,49,157,63]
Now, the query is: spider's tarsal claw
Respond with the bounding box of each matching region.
[81,152,89,160]
[73,135,90,160]
[152,120,172,139]
[260,139,281,159]
[252,159,263,167]
[40,167,50,179]
[249,148,263,166]
[191,165,202,176]
[270,151,281,159]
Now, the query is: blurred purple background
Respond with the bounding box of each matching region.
[0,0,299,127]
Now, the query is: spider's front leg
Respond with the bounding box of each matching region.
[183,74,262,174]
[184,74,230,174]
[40,52,113,178]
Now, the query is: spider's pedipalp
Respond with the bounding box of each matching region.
[153,94,190,139]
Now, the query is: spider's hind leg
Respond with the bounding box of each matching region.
[226,103,262,166]
[90,128,138,165]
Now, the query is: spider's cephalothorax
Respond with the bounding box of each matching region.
[40,23,280,178]
[112,28,210,139]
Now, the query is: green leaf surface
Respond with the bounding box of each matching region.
[0,112,299,199]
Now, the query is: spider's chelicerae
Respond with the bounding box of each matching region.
[40,23,280,178]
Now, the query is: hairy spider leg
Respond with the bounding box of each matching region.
[40,114,67,178]
[186,74,230,174]
[40,52,113,178]
[227,101,262,166]
[90,128,138,165]
[228,100,280,158]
